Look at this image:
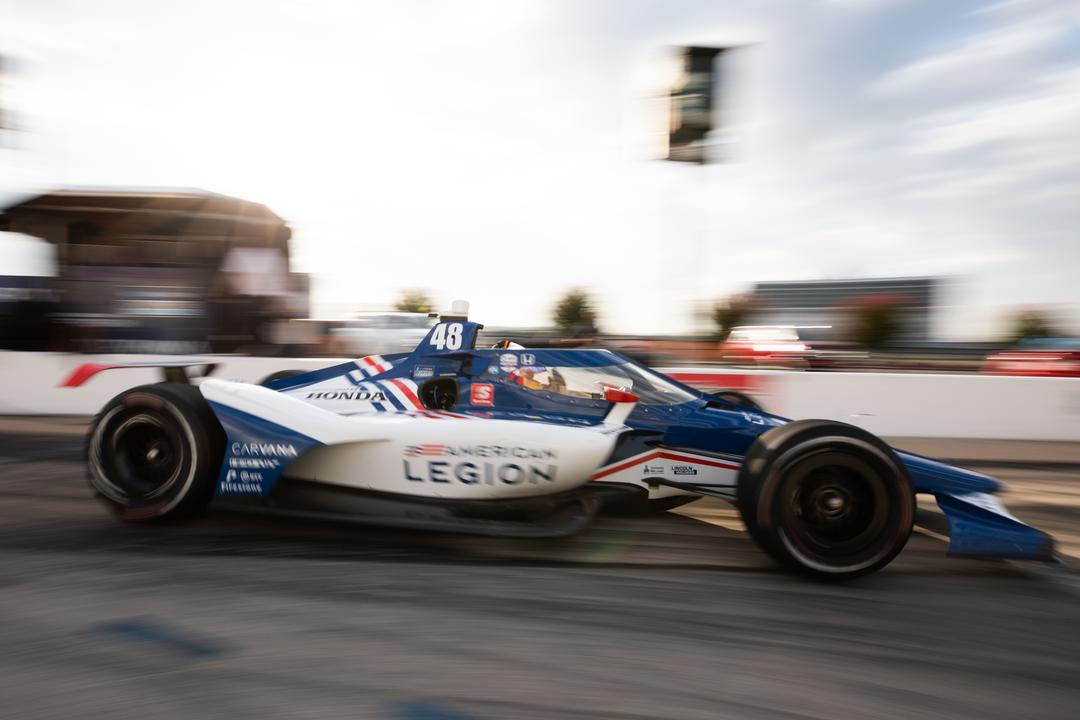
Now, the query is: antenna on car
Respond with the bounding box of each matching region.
[441,299,470,322]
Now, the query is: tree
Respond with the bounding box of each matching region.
[1008,310,1056,344]
[847,295,902,349]
[394,290,433,314]
[553,289,598,337]
[711,294,752,339]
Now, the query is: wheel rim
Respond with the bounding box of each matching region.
[92,407,188,503]
[776,450,894,571]
[111,414,183,499]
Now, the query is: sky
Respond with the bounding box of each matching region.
[1,0,1078,337]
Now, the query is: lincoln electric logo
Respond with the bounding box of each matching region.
[402,444,559,485]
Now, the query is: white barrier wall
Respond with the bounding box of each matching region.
[0,351,340,416]
[662,367,1080,441]
[1,351,1077,440]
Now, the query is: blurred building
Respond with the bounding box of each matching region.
[745,277,939,341]
[0,187,307,353]
[0,53,14,138]
[667,46,728,164]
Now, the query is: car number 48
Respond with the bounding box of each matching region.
[430,323,463,351]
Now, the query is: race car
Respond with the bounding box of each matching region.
[73,302,1054,579]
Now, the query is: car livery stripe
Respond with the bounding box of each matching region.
[360,381,391,412]
[379,379,421,410]
[325,374,392,412]
[592,450,740,480]
[359,355,392,376]
[433,410,470,419]
[591,450,654,479]
[390,378,425,410]
[376,380,408,411]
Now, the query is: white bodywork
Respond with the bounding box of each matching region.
[277,355,425,416]
[199,378,624,500]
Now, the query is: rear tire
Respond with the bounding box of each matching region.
[85,383,224,522]
[736,419,914,579]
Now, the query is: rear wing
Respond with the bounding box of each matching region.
[59,360,218,388]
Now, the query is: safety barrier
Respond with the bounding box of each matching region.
[0,351,337,416]
[662,367,1080,441]
[1,351,1076,440]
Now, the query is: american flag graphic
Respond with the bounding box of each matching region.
[403,444,449,457]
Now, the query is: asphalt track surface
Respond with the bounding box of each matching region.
[2,419,1079,720]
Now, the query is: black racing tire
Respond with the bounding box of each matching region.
[708,390,764,412]
[736,419,914,580]
[258,369,306,387]
[85,383,225,523]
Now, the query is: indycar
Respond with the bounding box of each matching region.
[73,303,1054,579]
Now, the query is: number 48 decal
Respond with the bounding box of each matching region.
[430,322,463,350]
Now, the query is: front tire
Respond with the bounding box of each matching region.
[736,419,914,579]
[86,383,224,522]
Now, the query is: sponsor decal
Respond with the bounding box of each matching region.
[221,442,300,493]
[672,465,698,475]
[403,459,558,485]
[487,365,500,375]
[471,383,495,406]
[228,457,282,469]
[404,444,450,457]
[221,468,266,494]
[413,365,435,379]
[498,353,518,371]
[520,353,536,366]
[403,444,558,459]
[231,442,298,457]
[306,389,388,402]
[429,322,464,351]
[643,465,664,475]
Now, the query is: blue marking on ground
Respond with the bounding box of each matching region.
[92,617,226,658]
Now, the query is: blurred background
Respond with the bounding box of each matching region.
[2,0,1079,376]
[3,5,1080,720]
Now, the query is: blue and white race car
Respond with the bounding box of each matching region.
[78,303,1054,578]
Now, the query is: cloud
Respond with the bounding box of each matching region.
[872,21,1068,100]
[2,0,1079,336]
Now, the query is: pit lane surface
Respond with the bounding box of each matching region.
[2,419,1079,720]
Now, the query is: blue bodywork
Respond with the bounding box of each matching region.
[243,318,1052,560]
[210,401,322,497]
